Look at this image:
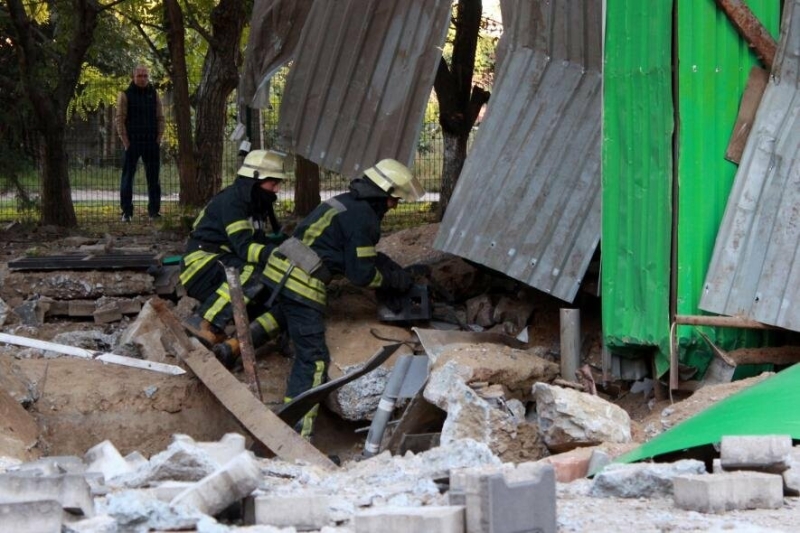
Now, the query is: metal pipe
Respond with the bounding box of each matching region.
[560,308,581,381]
[362,355,413,458]
[714,0,777,71]
[674,314,775,329]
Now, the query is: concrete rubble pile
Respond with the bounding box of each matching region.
[1,432,799,532]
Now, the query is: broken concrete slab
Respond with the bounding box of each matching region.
[11,456,85,476]
[0,297,10,327]
[170,451,261,516]
[590,460,707,499]
[425,360,549,462]
[62,514,118,533]
[114,438,221,488]
[783,447,800,496]
[98,489,202,531]
[118,299,175,364]
[533,383,631,453]
[673,471,784,513]
[13,299,46,327]
[172,433,246,467]
[2,270,155,301]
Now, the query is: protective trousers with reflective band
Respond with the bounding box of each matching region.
[280,297,328,438]
[262,252,327,311]
[186,258,266,331]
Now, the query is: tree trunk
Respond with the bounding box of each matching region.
[433,0,489,221]
[6,0,101,227]
[293,154,320,217]
[164,0,199,207]
[438,131,469,218]
[191,0,248,205]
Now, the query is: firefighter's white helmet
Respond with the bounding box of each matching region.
[238,150,289,180]
[363,159,424,202]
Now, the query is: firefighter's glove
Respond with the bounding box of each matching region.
[385,268,413,293]
[376,252,402,273]
[377,288,405,314]
[265,232,290,245]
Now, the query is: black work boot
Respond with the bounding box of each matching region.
[182,314,226,347]
[211,321,272,369]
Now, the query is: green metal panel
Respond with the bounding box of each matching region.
[602,0,673,351]
[673,0,780,376]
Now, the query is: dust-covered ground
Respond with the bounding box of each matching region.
[1,223,799,531]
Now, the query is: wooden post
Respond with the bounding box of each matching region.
[224,267,262,400]
[149,298,336,469]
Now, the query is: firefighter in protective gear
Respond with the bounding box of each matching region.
[257,158,424,440]
[180,150,290,365]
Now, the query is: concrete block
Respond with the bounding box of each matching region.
[712,458,724,474]
[11,456,86,476]
[173,433,246,466]
[0,473,94,517]
[170,451,260,516]
[124,451,149,470]
[355,506,464,533]
[673,472,783,513]
[247,494,332,530]
[590,460,706,499]
[93,302,123,324]
[720,435,792,473]
[63,514,118,533]
[152,481,194,502]
[782,447,800,496]
[68,301,97,317]
[85,440,132,480]
[450,462,556,533]
[541,451,590,483]
[0,500,62,533]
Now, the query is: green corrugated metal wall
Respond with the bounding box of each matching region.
[675,0,780,376]
[602,0,780,376]
[602,0,673,353]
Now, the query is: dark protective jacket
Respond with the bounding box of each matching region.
[180,178,279,286]
[262,181,397,311]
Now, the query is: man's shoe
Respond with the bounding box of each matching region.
[121,214,132,222]
[212,339,240,370]
[149,213,162,221]
[182,315,226,347]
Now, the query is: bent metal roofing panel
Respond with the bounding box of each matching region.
[275,0,450,177]
[700,0,800,332]
[435,0,602,302]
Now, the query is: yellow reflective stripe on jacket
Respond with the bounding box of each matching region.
[226,219,253,236]
[356,246,376,258]
[179,249,217,285]
[254,312,280,338]
[302,206,338,245]
[205,282,232,319]
[264,253,326,305]
[191,208,206,230]
[247,242,265,263]
[368,269,383,289]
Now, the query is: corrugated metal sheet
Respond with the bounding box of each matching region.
[434,0,603,303]
[275,0,450,177]
[240,0,314,108]
[701,0,800,331]
[675,0,780,374]
[601,0,673,348]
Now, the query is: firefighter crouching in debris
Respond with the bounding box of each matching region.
[213,158,424,439]
[180,149,290,363]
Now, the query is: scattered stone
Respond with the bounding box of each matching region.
[13,299,45,327]
[84,441,132,480]
[46,330,117,359]
[99,489,202,531]
[533,383,631,452]
[114,438,220,488]
[590,460,706,498]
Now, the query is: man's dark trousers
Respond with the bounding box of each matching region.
[120,141,161,218]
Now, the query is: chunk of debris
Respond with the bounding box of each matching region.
[673,471,783,513]
[533,383,631,453]
[590,460,706,498]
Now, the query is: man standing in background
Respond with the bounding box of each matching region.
[116,65,165,222]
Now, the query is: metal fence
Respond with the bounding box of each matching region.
[0,82,444,232]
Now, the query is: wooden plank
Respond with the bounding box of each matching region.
[725,66,769,164]
[225,267,261,400]
[149,298,336,469]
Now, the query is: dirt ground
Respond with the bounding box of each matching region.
[1,222,798,531]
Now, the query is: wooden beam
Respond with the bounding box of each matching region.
[150,298,336,469]
[225,267,262,400]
